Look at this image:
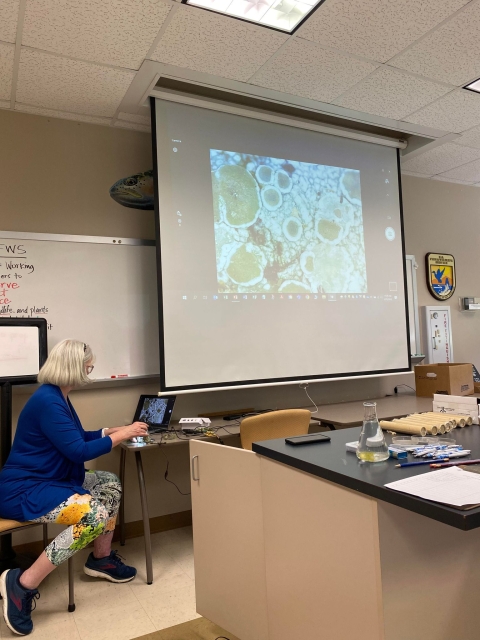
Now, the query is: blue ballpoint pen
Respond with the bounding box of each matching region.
[395,457,450,468]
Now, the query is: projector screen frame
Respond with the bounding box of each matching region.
[0,317,48,385]
[151,97,412,393]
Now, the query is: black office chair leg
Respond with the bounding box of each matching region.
[67,556,75,612]
[42,524,48,549]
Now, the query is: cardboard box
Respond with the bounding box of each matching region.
[414,363,474,398]
[433,394,480,425]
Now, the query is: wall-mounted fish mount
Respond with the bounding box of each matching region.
[109,170,154,210]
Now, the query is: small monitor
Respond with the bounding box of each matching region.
[133,395,176,432]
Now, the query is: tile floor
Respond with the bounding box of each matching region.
[0,526,199,640]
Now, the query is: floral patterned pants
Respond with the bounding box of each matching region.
[32,470,121,566]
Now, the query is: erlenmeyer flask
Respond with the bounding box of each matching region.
[357,402,389,462]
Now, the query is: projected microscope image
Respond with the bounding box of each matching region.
[138,398,167,425]
[210,150,367,294]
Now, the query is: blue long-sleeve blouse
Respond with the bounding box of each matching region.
[0,384,112,521]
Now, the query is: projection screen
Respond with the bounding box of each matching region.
[153,97,410,392]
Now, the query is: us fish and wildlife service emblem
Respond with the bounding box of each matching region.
[426,253,455,301]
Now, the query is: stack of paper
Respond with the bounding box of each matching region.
[385,467,480,508]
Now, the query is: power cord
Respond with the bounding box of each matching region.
[158,441,191,496]
[299,383,319,414]
[394,384,416,394]
[215,637,230,639]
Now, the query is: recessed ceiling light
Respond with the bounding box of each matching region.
[183,0,324,33]
[464,78,480,94]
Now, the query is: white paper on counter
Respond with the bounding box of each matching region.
[385,467,480,507]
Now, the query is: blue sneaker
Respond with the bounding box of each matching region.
[0,568,39,636]
[84,551,136,583]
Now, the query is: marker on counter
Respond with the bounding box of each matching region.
[110,374,129,378]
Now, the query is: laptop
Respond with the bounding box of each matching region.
[133,395,176,433]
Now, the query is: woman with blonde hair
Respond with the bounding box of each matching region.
[0,340,149,636]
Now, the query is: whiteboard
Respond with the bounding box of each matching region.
[0,326,40,377]
[0,232,159,381]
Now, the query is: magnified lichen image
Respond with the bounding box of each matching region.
[210,150,367,294]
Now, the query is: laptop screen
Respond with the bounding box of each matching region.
[133,395,176,431]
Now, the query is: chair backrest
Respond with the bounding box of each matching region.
[240,409,311,451]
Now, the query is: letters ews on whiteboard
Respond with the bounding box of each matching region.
[0,243,50,326]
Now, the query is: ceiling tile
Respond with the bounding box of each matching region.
[454,125,480,150]
[333,67,452,120]
[16,49,135,117]
[432,175,475,184]
[437,157,480,182]
[114,120,150,133]
[401,170,429,177]
[0,42,14,101]
[0,0,20,43]
[401,142,480,175]
[252,38,377,103]
[22,0,171,70]
[15,102,112,126]
[150,6,288,82]
[118,112,151,126]
[403,90,480,133]
[297,0,468,63]
[391,1,480,86]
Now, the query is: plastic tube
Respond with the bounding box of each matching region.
[380,420,427,436]
[428,413,471,427]
[394,419,439,435]
[406,415,453,429]
[402,416,446,434]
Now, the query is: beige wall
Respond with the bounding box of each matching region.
[1,109,154,240]
[8,109,476,540]
[402,175,480,366]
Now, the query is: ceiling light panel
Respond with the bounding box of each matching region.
[184,0,321,32]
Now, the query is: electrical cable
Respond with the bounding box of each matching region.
[158,440,191,496]
[394,384,416,393]
[299,383,319,414]
[211,420,241,436]
[214,637,230,639]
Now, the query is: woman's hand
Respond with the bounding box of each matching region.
[108,422,148,447]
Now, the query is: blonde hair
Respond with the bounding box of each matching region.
[38,339,95,387]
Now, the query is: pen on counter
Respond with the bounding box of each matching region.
[431,458,480,469]
[395,458,450,468]
[441,450,471,459]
